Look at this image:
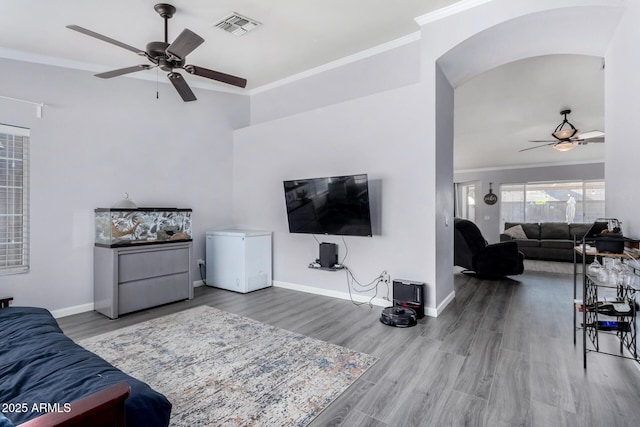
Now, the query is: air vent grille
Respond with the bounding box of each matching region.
[213,13,261,36]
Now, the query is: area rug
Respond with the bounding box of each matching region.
[79,305,377,426]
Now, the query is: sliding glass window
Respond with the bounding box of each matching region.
[500,180,604,230]
[0,124,30,274]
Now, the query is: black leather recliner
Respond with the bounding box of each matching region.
[454,218,524,277]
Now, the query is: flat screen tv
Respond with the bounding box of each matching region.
[283,174,373,237]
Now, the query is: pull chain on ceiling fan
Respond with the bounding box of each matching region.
[520,109,605,152]
[66,3,247,102]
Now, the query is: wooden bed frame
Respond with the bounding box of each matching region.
[19,382,130,427]
[1,298,131,427]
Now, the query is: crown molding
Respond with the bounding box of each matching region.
[454,159,605,174]
[249,31,421,95]
[0,47,245,95]
[415,0,494,26]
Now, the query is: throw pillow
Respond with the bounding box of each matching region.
[504,224,528,239]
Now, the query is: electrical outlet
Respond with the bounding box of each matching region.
[381,270,390,285]
[197,259,205,266]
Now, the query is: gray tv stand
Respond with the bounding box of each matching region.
[94,241,193,319]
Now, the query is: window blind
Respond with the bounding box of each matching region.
[0,124,29,274]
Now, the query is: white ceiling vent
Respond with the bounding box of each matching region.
[213,13,261,36]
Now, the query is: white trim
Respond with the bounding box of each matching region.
[51,302,94,319]
[193,280,205,287]
[249,31,421,95]
[273,280,391,308]
[0,124,30,137]
[415,0,494,26]
[431,290,456,318]
[0,47,245,96]
[274,280,447,318]
[454,159,605,174]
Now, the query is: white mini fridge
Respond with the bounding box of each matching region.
[205,229,272,293]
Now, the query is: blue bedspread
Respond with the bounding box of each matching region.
[0,307,171,426]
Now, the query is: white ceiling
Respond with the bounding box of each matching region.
[0,0,458,90]
[0,1,610,170]
[454,54,605,171]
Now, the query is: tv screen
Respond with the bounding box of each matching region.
[283,174,373,237]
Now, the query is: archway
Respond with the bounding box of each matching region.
[420,0,626,311]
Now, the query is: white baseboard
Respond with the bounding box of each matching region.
[274,280,455,318]
[193,280,206,287]
[431,290,456,318]
[273,280,391,307]
[51,302,94,319]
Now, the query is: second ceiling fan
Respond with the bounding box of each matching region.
[520,109,605,152]
[67,3,247,102]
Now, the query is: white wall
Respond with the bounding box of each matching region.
[605,1,640,238]
[234,84,434,309]
[0,58,249,313]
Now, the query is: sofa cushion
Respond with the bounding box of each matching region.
[540,239,574,249]
[514,239,541,248]
[504,224,528,239]
[505,222,541,239]
[569,223,592,240]
[540,222,570,239]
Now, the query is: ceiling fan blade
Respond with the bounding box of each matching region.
[95,64,153,79]
[66,25,145,55]
[578,130,605,140]
[184,65,247,88]
[527,139,557,143]
[166,29,204,61]
[519,142,556,152]
[577,137,605,144]
[168,72,196,102]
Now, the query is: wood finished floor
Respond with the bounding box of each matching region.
[57,268,640,427]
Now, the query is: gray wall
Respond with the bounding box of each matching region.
[0,58,249,313]
[454,162,605,243]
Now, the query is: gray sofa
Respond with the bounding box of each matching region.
[500,222,593,262]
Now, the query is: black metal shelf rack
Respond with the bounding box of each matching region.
[573,240,639,369]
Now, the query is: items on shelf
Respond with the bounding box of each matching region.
[573,228,640,369]
[581,320,631,332]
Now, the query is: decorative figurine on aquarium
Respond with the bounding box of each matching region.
[113,193,138,209]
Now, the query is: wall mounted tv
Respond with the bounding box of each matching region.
[283,174,373,237]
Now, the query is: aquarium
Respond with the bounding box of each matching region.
[95,208,192,247]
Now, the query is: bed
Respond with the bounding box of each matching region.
[0,306,172,426]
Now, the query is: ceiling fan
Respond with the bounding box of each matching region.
[519,109,605,152]
[66,3,247,102]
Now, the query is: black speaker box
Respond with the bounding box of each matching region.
[319,243,338,268]
[393,279,425,319]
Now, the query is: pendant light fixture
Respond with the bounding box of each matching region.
[551,109,578,151]
[552,109,578,140]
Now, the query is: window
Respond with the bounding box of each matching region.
[457,183,476,222]
[0,124,29,274]
[500,180,605,230]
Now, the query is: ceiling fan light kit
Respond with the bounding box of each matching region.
[553,141,577,152]
[66,3,247,102]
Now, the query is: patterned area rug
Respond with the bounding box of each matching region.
[79,305,377,426]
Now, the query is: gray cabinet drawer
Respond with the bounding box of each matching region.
[118,246,189,283]
[118,272,190,315]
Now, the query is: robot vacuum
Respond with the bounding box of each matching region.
[380,306,417,328]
